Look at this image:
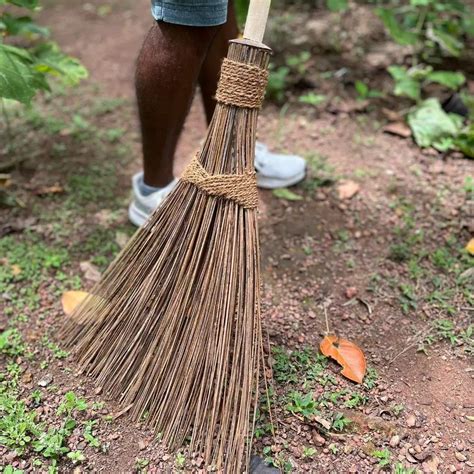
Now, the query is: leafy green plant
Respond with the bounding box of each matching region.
[0,328,25,357]
[135,458,150,472]
[263,447,293,473]
[355,80,384,100]
[302,446,317,458]
[175,452,186,469]
[407,98,466,152]
[271,346,328,384]
[373,448,391,468]
[42,336,69,359]
[377,1,474,157]
[56,391,87,417]
[0,393,40,453]
[267,51,311,103]
[285,391,318,418]
[377,0,473,60]
[394,463,416,474]
[0,0,87,105]
[67,450,85,464]
[272,188,303,201]
[344,392,368,408]
[331,412,351,432]
[299,92,326,106]
[3,465,24,474]
[399,283,418,314]
[326,0,348,13]
[388,65,465,102]
[33,420,75,460]
[83,419,101,448]
[363,367,378,390]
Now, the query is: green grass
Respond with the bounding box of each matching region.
[0,235,72,312]
[272,346,328,385]
[372,448,391,468]
[0,346,96,471]
[73,227,122,269]
[302,153,336,192]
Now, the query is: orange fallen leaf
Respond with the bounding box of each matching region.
[466,239,474,256]
[382,122,412,138]
[61,290,90,316]
[34,185,64,196]
[337,180,360,200]
[320,334,366,383]
[11,264,22,276]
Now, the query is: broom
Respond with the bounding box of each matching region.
[60,1,272,471]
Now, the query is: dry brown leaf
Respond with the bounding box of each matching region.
[381,107,402,122]
[337,180,360,200]
[383,122,412,138]
[79,261,101,282]
[34,185,64,196]
[0,173,12,188]
[320,334,366,383]
[61,291,90,316]
[115,231,129,249]
[11,264,22,276]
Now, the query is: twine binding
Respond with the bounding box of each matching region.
[215,58,268,109]
[181,155,258,209]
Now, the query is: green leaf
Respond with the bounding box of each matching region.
[234,0,250,28]
[388,66,421,101]
[298,92,326,106]
[355,80,368,98]
[407,98,461,149]
[326,0,348,12]
[376,8,419,45]
[267,65,290,103]
[0,14,49,37]
[427,70,465,89]
[272,188,303,201]
[0,43,48,104]
[454,125,474,158]
[7,0,39,9]
[32,42,88,86]
[427,26,463,57]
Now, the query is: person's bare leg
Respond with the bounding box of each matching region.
[198,2,239,124]
[136,22,219,187]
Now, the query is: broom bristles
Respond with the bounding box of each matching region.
[60,41,270,472]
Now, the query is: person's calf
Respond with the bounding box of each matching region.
[135,21,220,188]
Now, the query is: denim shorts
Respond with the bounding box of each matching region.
[151,1,228,27]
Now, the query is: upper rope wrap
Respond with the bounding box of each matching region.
[181,156,258,209]
[215,58,268,109]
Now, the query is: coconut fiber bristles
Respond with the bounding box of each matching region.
[60,37,271,472]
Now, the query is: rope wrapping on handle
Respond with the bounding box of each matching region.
[215,58,268,109]
[181,155,258,209]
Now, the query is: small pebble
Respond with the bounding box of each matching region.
[389,435,400,448]
[38,374,53,387]
[407,414,417,427]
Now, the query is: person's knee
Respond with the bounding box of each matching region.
[148,21,219,57]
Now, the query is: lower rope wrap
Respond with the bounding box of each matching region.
[181,155,258,209]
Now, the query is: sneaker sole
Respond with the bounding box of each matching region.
[128,201,150,227]
[257,169,306,190]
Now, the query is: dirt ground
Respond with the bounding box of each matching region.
[1,1,473,473]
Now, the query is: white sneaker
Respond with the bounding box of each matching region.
[255,141,306,189]
[128,172,178,227]
[128,143,305,226]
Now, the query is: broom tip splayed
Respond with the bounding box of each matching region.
[60,39,271,473]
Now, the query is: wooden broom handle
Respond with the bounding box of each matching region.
[243,0,271,43]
